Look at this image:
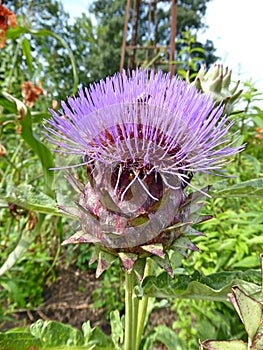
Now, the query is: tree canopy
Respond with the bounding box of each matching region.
[1,0,217,101]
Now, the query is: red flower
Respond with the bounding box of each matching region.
[21,81,44,108]
[0,4,16,48]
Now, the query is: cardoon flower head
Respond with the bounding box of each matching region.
[45,69,244,276]
[190,64,242,115]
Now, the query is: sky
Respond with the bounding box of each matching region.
[198,0,263,93]
[62,0,263,93]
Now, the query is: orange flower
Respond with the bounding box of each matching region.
[0,4,16,48]
[21,81,44,108]
[255,127,263,140]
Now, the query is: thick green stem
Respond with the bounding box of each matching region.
[132,291,139,345]
[124,258,153,350]
[124,270,137,350]
[135,258,153,350]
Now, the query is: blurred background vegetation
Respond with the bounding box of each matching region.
[0,0,263,349]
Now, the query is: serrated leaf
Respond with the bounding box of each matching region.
[10,320,115,349]
[0,331,41,350]
[142,270,262,301]
[1,183,60,215]
[30,319,84,347]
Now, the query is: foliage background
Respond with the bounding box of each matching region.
[0,0,263,349]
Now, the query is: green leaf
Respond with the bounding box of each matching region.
[110,310,124,349]
[0,183,60,215]
[0,91,27,116]
[231,286,262,341]
[21,111,55,198]
[82,321,114,348]
[0,214,45,276]
[232,255,260,269]
[201,340,247,350]
[190,47,206,54]
[142,270,262,301]
[0,278,26,306]
[6,26,28,39]
[0,331,41,350]
[21,38,33,74]
[0,92,55,197]
[0,94,18,114]
[150,325,184,350]
[30,320,84,347]
[212,179,263,198]
[82,321,94,345]
[252,323,263,349]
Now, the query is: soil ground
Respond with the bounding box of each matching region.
[1,266,177,349]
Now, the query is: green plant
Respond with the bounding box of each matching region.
[92,262,124,319]
[1,2,263,349]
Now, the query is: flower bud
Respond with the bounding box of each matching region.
[191,64,242,115]
[45,69,244,276]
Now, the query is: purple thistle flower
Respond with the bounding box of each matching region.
[45,69,244,276]
[46,69,242,182]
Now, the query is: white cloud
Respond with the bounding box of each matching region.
[199,0,263,92]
